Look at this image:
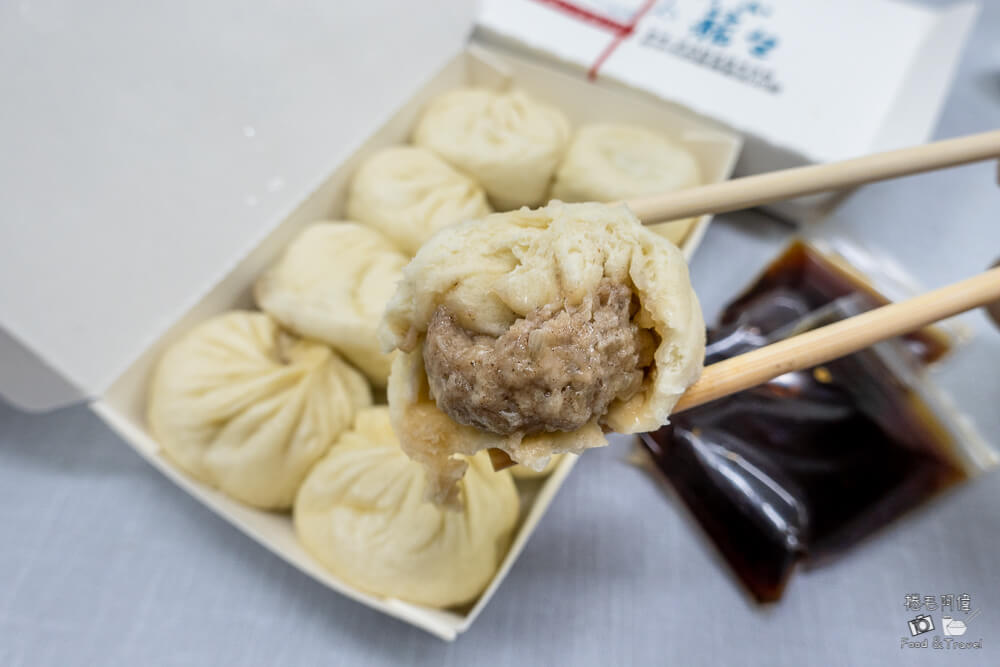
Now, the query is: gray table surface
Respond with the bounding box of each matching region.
[2,2,999,665]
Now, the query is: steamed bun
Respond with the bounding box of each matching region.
[413,88,571,211]
[254,222,407,385]
[294,407,519,608]
[551,123,703,246]
[148,311,372,509]
[380,201,705,503]
[346,146,492,255]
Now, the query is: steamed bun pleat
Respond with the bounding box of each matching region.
[254,222,407,385]
[148,311,372,509]
[294,407,519,608]
[413,88,570,211]
[347,146,492,255]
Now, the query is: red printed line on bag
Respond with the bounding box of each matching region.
[531,0,656,79]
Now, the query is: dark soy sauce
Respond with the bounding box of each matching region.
[641,242,966,602]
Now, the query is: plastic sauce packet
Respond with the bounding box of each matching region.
[638,240,997,602]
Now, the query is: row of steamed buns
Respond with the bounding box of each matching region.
[146,87,704,608]
[257,88,704,387]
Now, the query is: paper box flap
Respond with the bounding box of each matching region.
[870,1,980,153]
[0,2,475,411]
[477,0,978,164]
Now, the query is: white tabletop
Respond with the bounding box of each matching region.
[1,1,998,665]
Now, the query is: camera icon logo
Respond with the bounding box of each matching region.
[908,614,935,637]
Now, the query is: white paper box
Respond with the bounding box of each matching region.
[0,31,740,639]
[477,0,979,222]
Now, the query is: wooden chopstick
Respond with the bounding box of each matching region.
[489,266,1000,471]
[673,265,1000,412]
[989,259,1000,330]
[625,129,1000,224]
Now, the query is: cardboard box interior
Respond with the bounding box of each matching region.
[88,45,742,640]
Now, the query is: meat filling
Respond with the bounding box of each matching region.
[423,279,656,435]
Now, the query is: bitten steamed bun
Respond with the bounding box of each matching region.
[254,222,407,385]
[380,201,705,503]
[413,88,570,211]
[346,146,492,255]
[148,311,371,509]
[294,407,519,608]
[551,123,703,246]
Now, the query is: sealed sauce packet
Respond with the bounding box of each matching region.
[638,241,997,601]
